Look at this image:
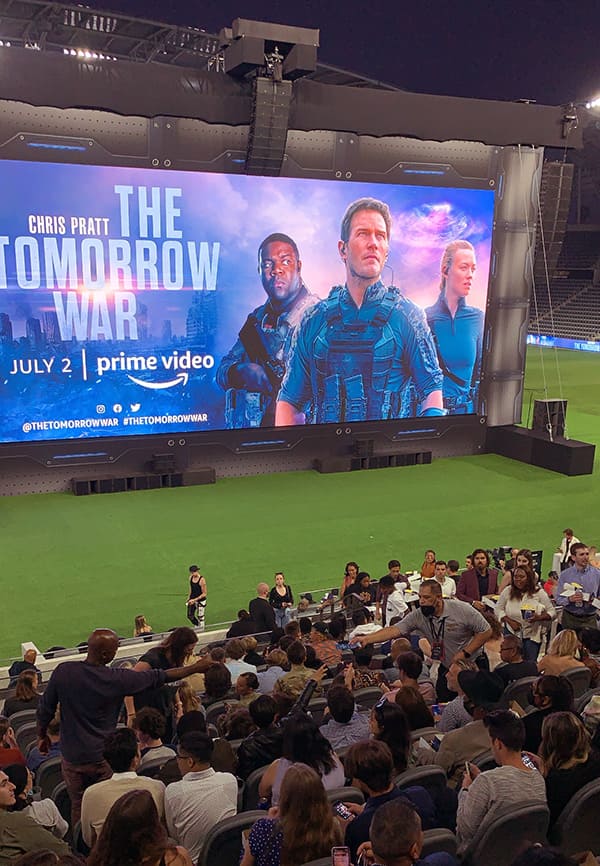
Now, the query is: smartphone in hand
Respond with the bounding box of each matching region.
[332,846,351,866]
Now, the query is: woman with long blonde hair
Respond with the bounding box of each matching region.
[175,680,201,717]
[537,629,585,675]
[240,763,342,866]
[133,615,153,637]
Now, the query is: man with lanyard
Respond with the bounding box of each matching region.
[556,542,600,632]
[355,579,492,701]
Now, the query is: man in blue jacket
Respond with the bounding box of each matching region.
[276,198,444,425]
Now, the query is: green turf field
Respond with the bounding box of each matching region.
[2,346,599,662]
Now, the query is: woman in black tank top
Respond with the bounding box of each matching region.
[186,564,207,630]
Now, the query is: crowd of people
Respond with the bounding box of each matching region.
[1,537,600,865]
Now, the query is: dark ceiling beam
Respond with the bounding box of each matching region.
[0,47,583,149]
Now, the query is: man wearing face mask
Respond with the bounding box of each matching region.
[521,675,574,754]
[355,580,492,701]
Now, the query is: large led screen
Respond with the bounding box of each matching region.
[0,160,494,443]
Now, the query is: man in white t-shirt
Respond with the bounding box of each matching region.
[348,607,381,643]
[434,560,456,598]
[379,574,408,626]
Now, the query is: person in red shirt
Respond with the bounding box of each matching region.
[544,570,559,599]
[0,718,25,768]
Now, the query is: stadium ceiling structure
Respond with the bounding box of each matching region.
[0,0,403,89]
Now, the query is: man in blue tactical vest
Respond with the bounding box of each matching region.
[275,198,444,425]
[425,240,484,415]
[216,233,317,427]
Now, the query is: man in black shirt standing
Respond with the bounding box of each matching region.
[249,583,276,634]
[37,628,209,825]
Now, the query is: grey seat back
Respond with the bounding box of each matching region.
[200,810,265,866]
[548,778,600,855]
[461,802,549,866]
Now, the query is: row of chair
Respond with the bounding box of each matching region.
[501,667,594,711]
[41,738,600,865]
[199,778,600,866]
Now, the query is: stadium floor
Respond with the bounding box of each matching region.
[2,347,599,661]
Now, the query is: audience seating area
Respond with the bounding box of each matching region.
[530,228,600,340]
[2,566,600,866]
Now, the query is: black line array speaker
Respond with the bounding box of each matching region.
[532,399,567,438]
[245,76,292,175]
[534,161,574,283]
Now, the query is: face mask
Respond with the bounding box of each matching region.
[420,604,436,618]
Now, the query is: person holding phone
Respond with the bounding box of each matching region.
[342,739,437,864]
[269,572,294,629]
[332,846,351,866]
[240,763,341,866]
[456,710,546,855]
[357,797,458,866]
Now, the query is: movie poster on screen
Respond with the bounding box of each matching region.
[0,160,495,443]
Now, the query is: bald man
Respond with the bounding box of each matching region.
[37,628,210,825]
[249,583,276,634]
[8,648,40,687]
